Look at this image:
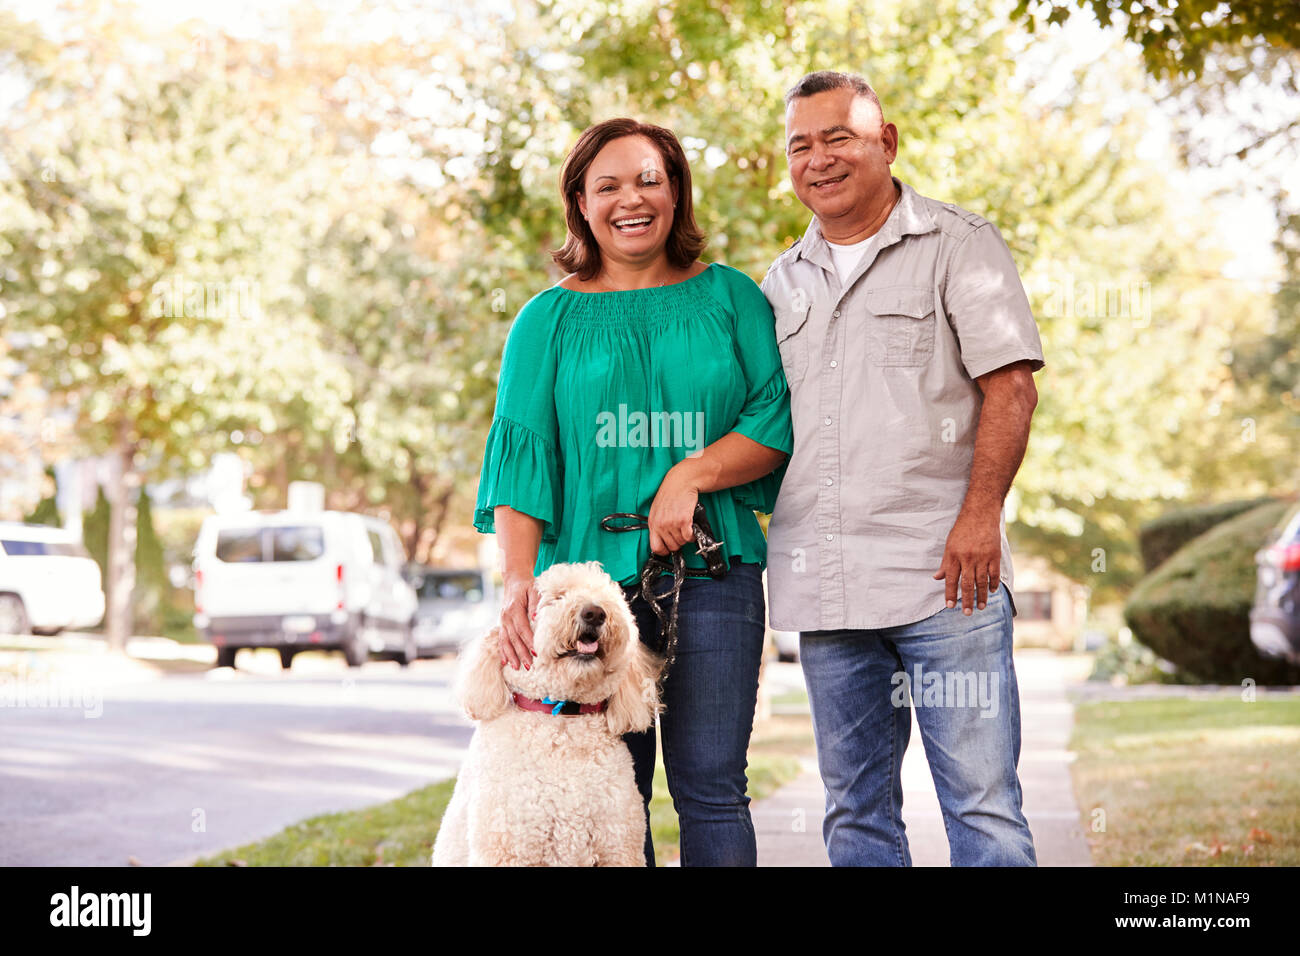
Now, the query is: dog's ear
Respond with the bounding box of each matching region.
[605,638,662,736]
[457,627,512,722]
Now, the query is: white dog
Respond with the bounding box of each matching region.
[431,561,661,867]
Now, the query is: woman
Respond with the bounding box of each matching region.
[472,117,792,867]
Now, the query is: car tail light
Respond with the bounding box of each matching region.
[1272,543,1300,573]
[194,569,203,614]
[336,563,345,609]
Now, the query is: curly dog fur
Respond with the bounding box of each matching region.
[431,561,661,867]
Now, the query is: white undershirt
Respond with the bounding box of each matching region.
[827,232,879,283]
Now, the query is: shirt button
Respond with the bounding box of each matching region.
[833,310,841,317]
[825,477,833,486]
[825,534,834,541]
[829,360,838,368]
[824,417,832,426]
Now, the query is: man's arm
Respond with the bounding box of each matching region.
[933,361,1038,614]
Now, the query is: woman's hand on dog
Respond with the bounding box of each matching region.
[499,572,539,670]
[649,464,701,556]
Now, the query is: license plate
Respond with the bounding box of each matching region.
[282,615,317,633]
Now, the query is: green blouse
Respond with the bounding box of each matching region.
[473,262,793,587]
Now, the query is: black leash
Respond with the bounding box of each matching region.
[599,502,728,676]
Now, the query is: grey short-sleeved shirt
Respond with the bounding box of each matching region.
[761,178,1045,631]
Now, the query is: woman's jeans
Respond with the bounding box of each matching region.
[621,560,765,867]
[799,586,1037,867]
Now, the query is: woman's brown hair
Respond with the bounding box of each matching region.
[551,118,707,281]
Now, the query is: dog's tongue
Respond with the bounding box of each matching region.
[577,638,599,654]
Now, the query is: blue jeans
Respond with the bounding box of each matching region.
[800,586,1037,866]
[622,561,765,867]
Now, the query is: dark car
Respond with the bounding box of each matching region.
[406,566,499,658]
[1249,503,1300,664]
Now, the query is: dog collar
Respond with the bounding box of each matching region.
[512,692,609,717]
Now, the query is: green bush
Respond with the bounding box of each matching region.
[1125,499,1300,685]
[1137,497,1274,573]
[1087,638,1192,685]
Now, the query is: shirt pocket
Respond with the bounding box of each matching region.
[863,287,935,367]
[774,304,811,386]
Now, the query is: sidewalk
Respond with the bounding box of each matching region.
[753,649,1095,866]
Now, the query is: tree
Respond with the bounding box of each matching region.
[1012,0,1299,78]
[0,10,354,648]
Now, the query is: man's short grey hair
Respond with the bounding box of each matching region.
[783,70,884,118]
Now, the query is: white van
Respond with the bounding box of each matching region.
[192,510,418,669]
[0,522,106,636]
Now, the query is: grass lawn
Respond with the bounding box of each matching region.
[195,709,812,867]
[1070,696,1300,866]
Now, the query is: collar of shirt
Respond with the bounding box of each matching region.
[794,177,939,277]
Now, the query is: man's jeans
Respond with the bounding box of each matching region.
[622,561,766,867]
[800,586,1037,866]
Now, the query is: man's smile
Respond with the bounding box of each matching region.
[811,173,848,190]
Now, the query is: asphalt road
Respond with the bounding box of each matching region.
[0,654,472,866]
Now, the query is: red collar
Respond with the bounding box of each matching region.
[512,692,608,716]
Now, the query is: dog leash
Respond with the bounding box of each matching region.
[599,502,728,676]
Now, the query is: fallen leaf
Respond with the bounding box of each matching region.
[1248,828,1274,843]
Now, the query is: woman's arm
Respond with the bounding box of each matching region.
[647,433,788,555]
[494,505,544,670]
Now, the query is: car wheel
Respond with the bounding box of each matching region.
[344,622,368,668]
[279,648,296,670]
[0,594,30,637]
[397,626,418,667]
[215,646,238,668]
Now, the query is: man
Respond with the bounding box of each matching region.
[762,70,1043,867]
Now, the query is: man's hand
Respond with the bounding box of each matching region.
[933,508,1002,614]
[935,361,1037,614]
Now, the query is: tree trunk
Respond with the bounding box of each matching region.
[104,417,140,653]
[425,481,454,559]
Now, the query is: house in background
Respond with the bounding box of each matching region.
[1009,552,1090,650]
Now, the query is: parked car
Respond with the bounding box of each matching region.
[770,628,800,663]
[407,566,498,658]
[0,522,105,636]
[192,510,418,669]
[1250,502,1300,665]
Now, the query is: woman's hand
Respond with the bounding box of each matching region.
[498,572,539,670]
[648,461,702,555]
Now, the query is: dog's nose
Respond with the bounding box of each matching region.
[580,605,606,627]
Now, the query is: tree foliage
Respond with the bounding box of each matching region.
[1012,0,1299,78]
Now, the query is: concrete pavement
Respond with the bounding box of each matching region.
[753,649,1095,866]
